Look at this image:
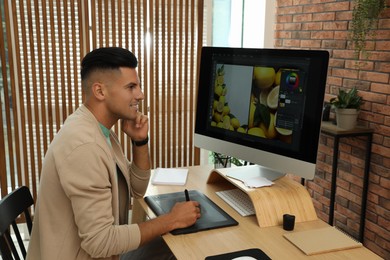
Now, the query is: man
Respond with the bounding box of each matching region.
[27,47,201,260]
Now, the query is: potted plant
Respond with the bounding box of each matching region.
[330,87,364,129]
[210,152,244,168]
[350,0,387,58]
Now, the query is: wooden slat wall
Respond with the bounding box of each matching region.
[0,0,203,199]
[88,0,203,168]
[0,0,85,200]
[150,0,202,168]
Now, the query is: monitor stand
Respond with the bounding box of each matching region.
[207,165,317,227]
[217,164,286,182]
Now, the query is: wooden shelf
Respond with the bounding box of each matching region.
[320,120,373,242]
[207,166,317,227]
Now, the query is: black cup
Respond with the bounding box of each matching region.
[283,214,295,231]
[322,103,331,121]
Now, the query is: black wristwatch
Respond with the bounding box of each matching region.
[131,135,149,146]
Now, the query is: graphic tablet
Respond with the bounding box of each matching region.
[144,190,238,235]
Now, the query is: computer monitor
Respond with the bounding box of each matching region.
[194,47,329,180]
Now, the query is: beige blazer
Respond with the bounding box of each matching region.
[27,105,150,260]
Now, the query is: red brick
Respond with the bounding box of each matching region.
[323,2,350,12]
[375,61,390,73]
[276,15,293,23]
[323,21,348,30]
[359,71,389,83]
[350,184,363,197]
[360,91,388,104]
[292,31,311,39]
[295,0,312,5]
[337,189,361,203]
[372,29,390,40]
[302,3,325,13]
[378,18,390,29]
[334,31,349,39]
[367,51,390,62]
[347,217,361,231]
[312,12,335,21]
[335,203,360,221]
[380,175,390,190]
[278,6,303,15]
[332,68,359,78]
[335,10,352,21]
[275,31,292,38]
[302,22,322,30]
[283,39,301,47]
[372,103,390,116]
[372,144,390,159]
[379,196,389,211]
[311,31,335,39]
[322,40,347,49]
[283,23,302,30]
[332,49,356,59]
[376,41,390,51]
[345,60,374,70]
[365,219,389,238]
[371,83,390,94]
[339,170,363,188]
[293,13,313,22]
[385,116,390,126]
[277,0,294,7]
[301,39,321,48]
[367,191,379,204]
[359,111,385,124]
[368,182,390,198]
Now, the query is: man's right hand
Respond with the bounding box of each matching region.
[168,201,201,230]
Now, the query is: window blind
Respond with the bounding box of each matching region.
[0,0,204,199]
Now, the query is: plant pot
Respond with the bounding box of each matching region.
[213,154,231,169]
[335,108,359,130]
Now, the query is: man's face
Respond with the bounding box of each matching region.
[103,67,144,121]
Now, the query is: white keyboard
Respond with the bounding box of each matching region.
[216,189,255,217]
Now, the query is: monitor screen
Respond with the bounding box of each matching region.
[194,47,329,180]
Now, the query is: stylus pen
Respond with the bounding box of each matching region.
[184,189,190,201]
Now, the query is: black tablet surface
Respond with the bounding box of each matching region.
[144,190,238,235]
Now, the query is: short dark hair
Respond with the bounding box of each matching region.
[81,47,138,80]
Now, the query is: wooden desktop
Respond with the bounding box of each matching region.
[132,165,381,259]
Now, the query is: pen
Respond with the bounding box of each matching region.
[184,189,190,201]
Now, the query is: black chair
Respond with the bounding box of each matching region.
[0,186,34,260]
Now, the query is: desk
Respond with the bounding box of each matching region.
[133,165,381,259]
[321,121,373,242]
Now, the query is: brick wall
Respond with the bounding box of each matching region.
[274,1,389,258]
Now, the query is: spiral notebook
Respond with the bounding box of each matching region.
[283,226,362,255]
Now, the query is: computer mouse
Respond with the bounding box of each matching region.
[232,257,257,260]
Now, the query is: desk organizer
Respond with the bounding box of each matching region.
[207,166,318,227]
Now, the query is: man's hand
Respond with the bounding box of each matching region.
[138,200,201,246]
[121,112,149,141]
[167,201,201,230]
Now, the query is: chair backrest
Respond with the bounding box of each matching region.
[0,186,34,260]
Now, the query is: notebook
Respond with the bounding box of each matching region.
[144,190,238,235]
[151,168,188,185]
[283,226,362,255]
